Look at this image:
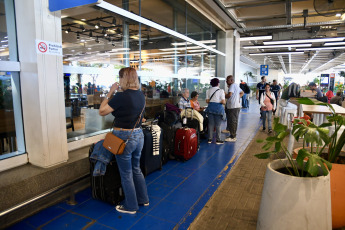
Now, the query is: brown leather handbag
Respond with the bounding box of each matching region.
[103,105,145,155]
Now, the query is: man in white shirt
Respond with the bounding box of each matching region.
[224,75,243,142]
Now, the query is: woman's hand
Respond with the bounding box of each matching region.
[109,82,120,94]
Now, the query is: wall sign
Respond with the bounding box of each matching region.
[49,0,103,12]
[36,40,62,56]
[260,65,269,76]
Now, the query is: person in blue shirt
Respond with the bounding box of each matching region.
[256,76,266,118]
[270,80,281,116]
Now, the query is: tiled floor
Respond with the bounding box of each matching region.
[8,100,261,230]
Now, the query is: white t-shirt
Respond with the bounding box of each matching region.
[206,87,225,103]
[226,83,243,109]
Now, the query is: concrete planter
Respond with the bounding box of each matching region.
[257,159,332,230]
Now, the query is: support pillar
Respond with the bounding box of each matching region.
[216,30,240,82]
[14,0,68,167]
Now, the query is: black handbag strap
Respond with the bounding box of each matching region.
[209,89,220,101]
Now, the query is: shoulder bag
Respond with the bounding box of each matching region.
[103,104,145,155]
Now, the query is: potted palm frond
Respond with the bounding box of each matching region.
[255,117,332,230]
[295,99,345,228]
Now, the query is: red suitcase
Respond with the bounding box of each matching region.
[174,128,198,161]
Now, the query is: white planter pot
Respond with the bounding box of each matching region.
[257,159,332,230]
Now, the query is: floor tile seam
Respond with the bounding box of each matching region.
[36,210,69,230]
[174,121,262,230]
[89,221,118,230]
[81,219,97,230]
[145,163,180,185]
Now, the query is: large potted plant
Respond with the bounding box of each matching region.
[295,99,345,228]
[255,117,332,230]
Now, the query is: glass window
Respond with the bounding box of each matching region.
[61,0,222,142]
[0,71,25,160]
[0,0,17,61]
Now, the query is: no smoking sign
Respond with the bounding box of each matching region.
[36,39,62,56]
[38,42,48,53]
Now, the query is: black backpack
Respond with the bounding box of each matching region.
[288,83,300,98]
[244,84,251,94]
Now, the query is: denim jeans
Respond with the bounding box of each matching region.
[242,93,248,108]
[113,128,149,211]
[208,113,222,141]
[262,111,272,130]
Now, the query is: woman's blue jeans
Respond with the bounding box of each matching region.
[262,110,272,130]
[208,113,222,141]
[113,128,149,211]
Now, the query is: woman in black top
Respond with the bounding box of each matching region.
[99,67,149,214]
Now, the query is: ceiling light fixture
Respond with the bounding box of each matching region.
[336,13,341,17]
[81,19,86,21]
[264,37,345,45]
[65,28,71,34]
[95,37,100,43]
[80,25,86,32]
[171,40,216,46]
[243,44,312,49]
[96,1,225,56]
[112,18,117,26]
[296,46,345,51]
[324,42,345,46]
[102,29,108,37]
[240,36,272,41]
[76,32,80,40]
[95,22,100,29]
[249,52,304,56]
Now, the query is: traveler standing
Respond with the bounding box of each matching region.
[99,67,149,214]
[178,88,191,111]
[224,75,244,142]
[256,76,267,118]
[239,80,250,108]
[260,83,276,133]
[270,80,281,115]
[206,78,226,145]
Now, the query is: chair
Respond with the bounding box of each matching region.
[87,95,94,108]
[65,107,75,131]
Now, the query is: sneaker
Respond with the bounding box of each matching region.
[115,205,136,214]
[268,129,273,133]
[208,139,212,144]
[216,140,224,145]
[262,127,266,131]
[140,202,149,207]
[225,137,237,142]
[221,130,230,134]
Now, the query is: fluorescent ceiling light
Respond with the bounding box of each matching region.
[264,37,345,45]
[171,40,216,46]
[243,44,312,49]
[142,51,180,56]
[163,53,206,57]
[324,42,345,46]
[296,46,345,51]
[249,52,304,56]
[96,2,225,56]
[159,45,215,51]
[188,49,208,53]
[240,36,272,41]
[111,48,130,52]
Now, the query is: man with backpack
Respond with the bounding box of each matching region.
[240,80,250,108]
[256,76,267,118]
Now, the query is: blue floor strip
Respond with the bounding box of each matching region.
[9,99,261,230]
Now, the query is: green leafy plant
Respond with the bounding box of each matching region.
[296,98,345,163]
[255,115,332,177]
[243,71,255,83]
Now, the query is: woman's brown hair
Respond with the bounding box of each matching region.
[119,67,140,90]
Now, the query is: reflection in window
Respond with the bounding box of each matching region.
[0,0,17,61]
[0,72,24,158]
[62,0,220,142]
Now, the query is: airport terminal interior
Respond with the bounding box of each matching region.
[1,0,345,229]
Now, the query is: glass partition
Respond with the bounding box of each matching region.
[61,0,220,142]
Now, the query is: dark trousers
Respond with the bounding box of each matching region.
[226,108,241,138]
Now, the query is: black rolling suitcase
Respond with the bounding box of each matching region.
[182,108,200,149]
[89,143,124,205]
[140,124,163,177]
[159,121,182,164]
